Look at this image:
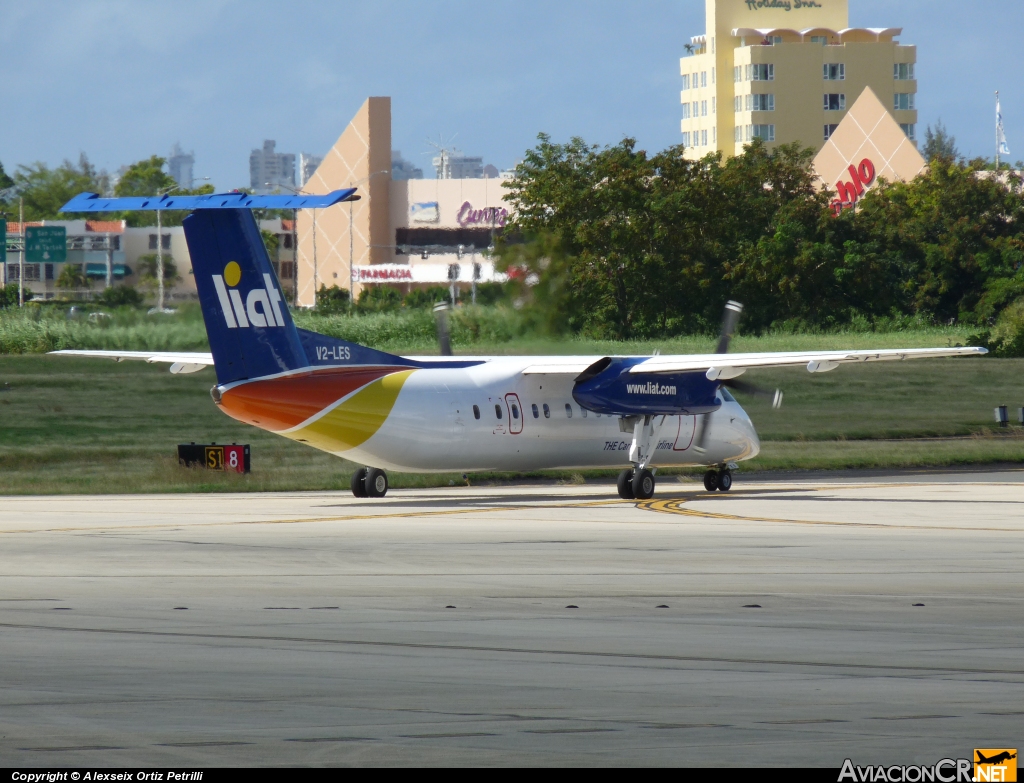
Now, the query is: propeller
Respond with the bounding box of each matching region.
[715,300,743,354]
[694,300,782,454]
[433,302,453,356]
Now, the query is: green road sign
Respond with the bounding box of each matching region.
[1,220,6,265]
[26,226,66,264]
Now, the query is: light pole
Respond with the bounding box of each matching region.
[265,182,302,307]
[18,197,24,307]
[155,178,208,312]
[347,170,388,309]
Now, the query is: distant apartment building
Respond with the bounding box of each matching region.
[298,153,322,188]
[680,0,918,158]
[250,140,296,193]
[391,151,423,181]
[432,151,488,179]
[167,143,195,189]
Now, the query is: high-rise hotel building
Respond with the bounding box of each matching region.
[681,0,917,158]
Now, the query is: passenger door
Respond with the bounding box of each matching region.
[505,393,523,435]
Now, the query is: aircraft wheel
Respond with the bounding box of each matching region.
[703,469,719,492]
[718,470,733,492]
[617,468,635,499]
[632,468,655,500]
[365,468,389,498]
[350,467,368,497]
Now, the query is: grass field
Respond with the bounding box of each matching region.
[0,351,1021,494]
[1,302,979,355]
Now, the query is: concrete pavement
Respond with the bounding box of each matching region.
[1,473,1022,766]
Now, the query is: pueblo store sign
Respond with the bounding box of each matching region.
[830,158,876,215]
[456,202,509,228]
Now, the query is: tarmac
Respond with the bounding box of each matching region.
[2,469,1023,766]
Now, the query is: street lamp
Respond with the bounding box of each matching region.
[154,177,208,312]
[348,170,388,309]
[265,182,302,307]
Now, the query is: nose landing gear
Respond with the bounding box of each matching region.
[617,467,656,499]
[703,467,732,492]
[351,466,389,498]
[617,468,635,499]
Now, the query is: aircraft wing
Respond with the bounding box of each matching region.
[48,349,215,374]
[631,346,986,374]
[522,346,986,376]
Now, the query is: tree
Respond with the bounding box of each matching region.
[852,160,1024,323]
[0,283,32,307]
[14,154,109,220]
[56,263,90,293]
[113,156,215,226]
[115,156,175,198]
[502,134,833,336]
[502,131,1024,336]
[135,253,179,299]
[261,230,279,260]
[923,120,959,162]
[0,160,14,194]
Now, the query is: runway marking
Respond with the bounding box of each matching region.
[1,484,1021,536]
[636,495,1024,532]
[0,499,631,536]
[2,619,1023,678]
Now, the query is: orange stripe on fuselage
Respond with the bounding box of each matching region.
[217,365,410,431]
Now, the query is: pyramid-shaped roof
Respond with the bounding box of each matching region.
[813,87,925,195]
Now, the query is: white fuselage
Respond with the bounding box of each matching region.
[334,357,761,473]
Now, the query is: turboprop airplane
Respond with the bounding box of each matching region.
[54,190,986,500]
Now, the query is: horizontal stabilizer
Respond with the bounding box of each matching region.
[60,189,358,214]
[48,349,215,373]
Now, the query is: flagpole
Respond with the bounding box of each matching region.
[995,91,1000,171]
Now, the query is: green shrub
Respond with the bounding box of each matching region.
[403,286,450,309]
[0,284,33,307]
[97,285,144,308]
[314,285,350,314]
[355,286,403,313]
[981,297,1024,357]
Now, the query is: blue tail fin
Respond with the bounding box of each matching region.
[184,209,310,384]
[184,208,483,383]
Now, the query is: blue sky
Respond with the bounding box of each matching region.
[0,0,1020,190]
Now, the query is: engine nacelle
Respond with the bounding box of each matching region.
[571,357,722,416]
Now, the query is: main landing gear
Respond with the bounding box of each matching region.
[703,467,732,492]
[617,467,656,500]
[351,466,389,498]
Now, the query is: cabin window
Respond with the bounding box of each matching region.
[495,404,503,420]
[473,405,480,420]
[581,408,588,418]
[511,403,520,420]
[565,403,573,419]
[543,403,550,418]
[531,403,539,418]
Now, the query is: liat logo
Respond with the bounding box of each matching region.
[212,261,286,329]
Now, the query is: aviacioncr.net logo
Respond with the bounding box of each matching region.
[212,261,286,329]
[839,758,973,783]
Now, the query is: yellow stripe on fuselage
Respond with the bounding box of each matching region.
[283,369,415,454]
